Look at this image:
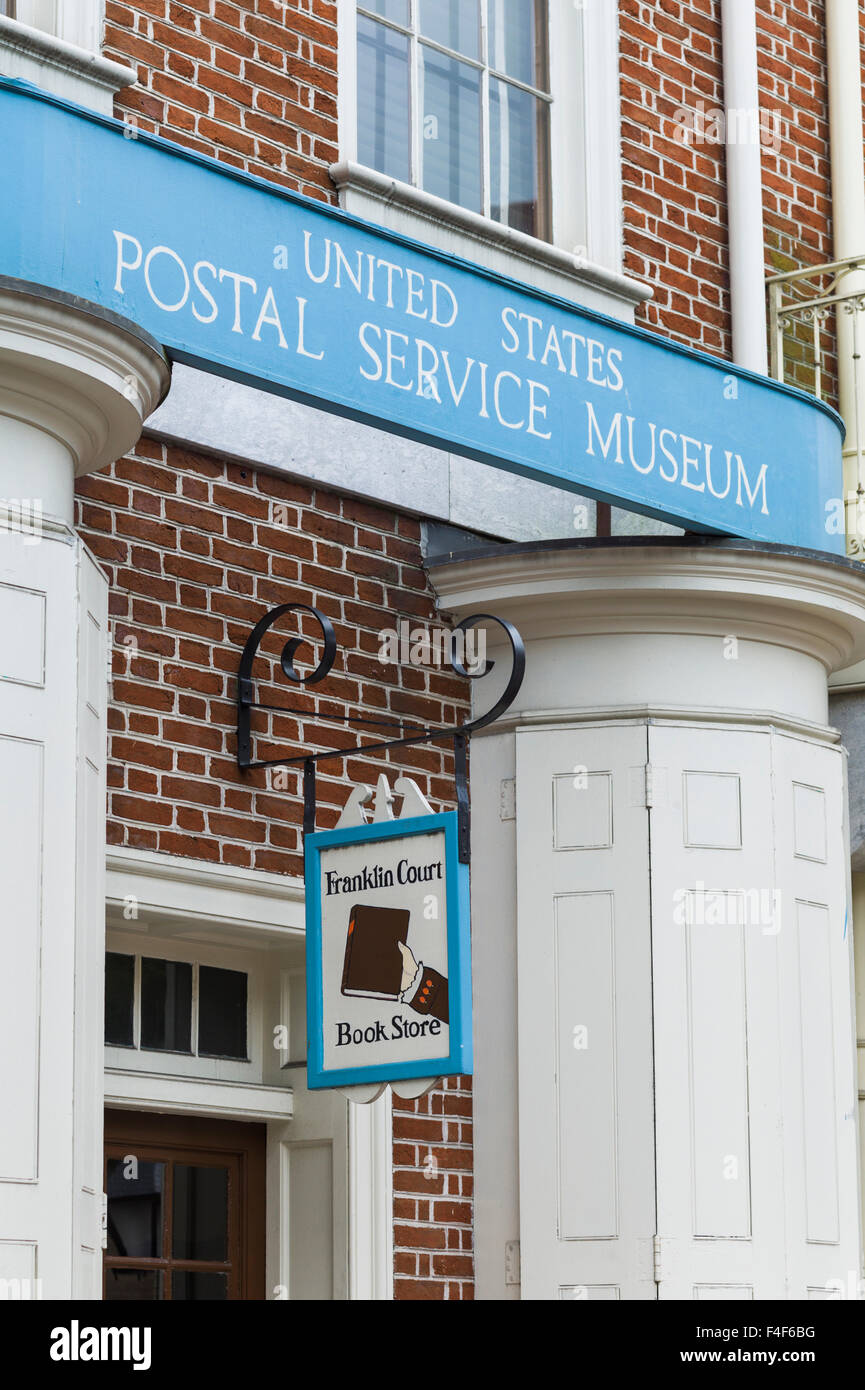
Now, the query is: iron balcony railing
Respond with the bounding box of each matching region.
[767,254,865,555]
[767,254,865,399]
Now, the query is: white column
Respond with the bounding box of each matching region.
[721,0,768,375]
[0,281,169,1298]
[826,0,865,539]
[431,539,865,1300]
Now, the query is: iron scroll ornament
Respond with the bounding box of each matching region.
[236,603,525,862]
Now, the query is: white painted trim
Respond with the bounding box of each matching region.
[348,1090,394,1300]
[721,0,768,373]
[106,846,306,938]
[0,11,135,114]
[328,160,648,308]
[580,0,625,273]
[104,1069,293,1122]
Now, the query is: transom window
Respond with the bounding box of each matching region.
[356,0,552,240]
[105,952,248,1062]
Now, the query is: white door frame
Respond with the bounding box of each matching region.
[105,846,393,1299]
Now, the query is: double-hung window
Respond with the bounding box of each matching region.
[356,0,553,242]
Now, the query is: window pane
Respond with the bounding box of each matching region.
[358,0,408,24]
[172,1271,228,1301]
[105,1268,164,1301]
[172,1165,229,1262]
[198,965,248,1059]
[419,0,480,60]
[420,45,482,213]
[140,958,192,1052]
[105,952,135,1047]
[357,14,411,182]
[106,1158,165,1259]
[488,0,549,89]
[490,78,550,238]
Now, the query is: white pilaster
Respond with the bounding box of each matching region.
[0,280,169,1299]
[431,539,865,1301]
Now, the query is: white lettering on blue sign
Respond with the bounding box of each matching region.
[0,79,843,552]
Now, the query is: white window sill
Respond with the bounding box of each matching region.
[329,160,651,320]
[0,13,135,115]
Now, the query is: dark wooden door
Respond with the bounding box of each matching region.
[103,1109,266,1300]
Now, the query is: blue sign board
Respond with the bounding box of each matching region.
[304,812,471,1089]
[0,78,845,552]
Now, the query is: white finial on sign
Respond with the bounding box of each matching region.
[372,774,395,821]
[335,783,373,828]
[395,776,435,818]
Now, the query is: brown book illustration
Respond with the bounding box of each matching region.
[341,904,411,1001]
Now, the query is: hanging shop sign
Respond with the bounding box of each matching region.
[0,77,845,553]
[304,812,470,1089]
[236,602,526,1091]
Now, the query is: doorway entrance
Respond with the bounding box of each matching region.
[103,1109,266,1300]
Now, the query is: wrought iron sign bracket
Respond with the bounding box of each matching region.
[236,602,525,865]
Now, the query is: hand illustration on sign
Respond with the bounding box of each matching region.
[339,904,448,1024]
[398,941,449,1026]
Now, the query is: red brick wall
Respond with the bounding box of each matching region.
[393,1077,474,1300]
[619,0,729,357]
[619,0,833,384]
[75,440,466,868]
[103,0,339,202]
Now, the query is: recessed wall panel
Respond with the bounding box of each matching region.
[683,772,742,849]
[792,783,827,863]
[555,892,617,1239]
[686,891,752,1237]
[0,736,43,1181]
[796,900,839,1244]
[0,584,45,687]
[553,772,613,850]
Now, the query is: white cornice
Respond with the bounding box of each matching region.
[429,541,865,673]
[0,277,170,476]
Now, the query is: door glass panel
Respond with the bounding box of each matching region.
[198,965,247,1059]
[172,1165,229,1261]
[106,1158,164,1258]
[172,1271,228,1301]
[420,45,482,212]
[105,952,135,1046]
[105,1268,164,1301]
[140,957,192,1052]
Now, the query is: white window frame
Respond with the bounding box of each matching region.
[338,0,622,273]
[11,0,103,52]
[104,935,261,1083]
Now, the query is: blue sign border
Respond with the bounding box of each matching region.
[0,76,847,554]
[304,811,472,1089]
